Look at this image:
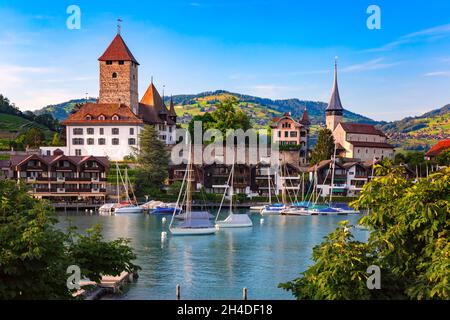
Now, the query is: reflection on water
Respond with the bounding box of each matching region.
[57,211,365,300]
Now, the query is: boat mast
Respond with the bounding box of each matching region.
[116,162,120,204]
[329,143,337,204]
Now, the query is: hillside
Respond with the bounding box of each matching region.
[166,90,376,128]
[35,98,97,120]
[380,104,450,151]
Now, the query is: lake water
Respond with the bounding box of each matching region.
[57,211,366,300]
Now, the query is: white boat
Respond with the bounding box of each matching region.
[113,163,143,215]
[215,159,253,229]
[216,213,253,228]
[260,204,286,215]
[281,206,310,216]
[99,203,116,215]
[169,143,216,236]
[114,205,143,214]
[250,205,265,211]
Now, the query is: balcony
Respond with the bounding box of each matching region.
[57,188,65,193]
[27,177,36,182]
[56,177,66,182]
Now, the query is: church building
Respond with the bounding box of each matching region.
[42,29,177,161]
[325,61,394,161]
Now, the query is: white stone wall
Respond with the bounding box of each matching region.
[65,124,142,160]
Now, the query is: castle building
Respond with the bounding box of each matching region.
[42,30,177,161]
[325,61,394,161]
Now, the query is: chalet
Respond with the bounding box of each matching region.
[10,149,109,202]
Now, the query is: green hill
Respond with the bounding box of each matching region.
[35,98,97,120]
[166,90,376,128]
[380,104,450,152]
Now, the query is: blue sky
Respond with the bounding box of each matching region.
[1,0,450,121]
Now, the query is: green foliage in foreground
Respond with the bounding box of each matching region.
[280,165,450,300]
[0,180,140,299]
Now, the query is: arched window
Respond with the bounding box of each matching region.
[98,115,105,121]
[112,72,117,78]
[112,114,119,121]
[85,114,92,120]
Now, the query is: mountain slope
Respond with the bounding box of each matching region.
[35,98,97,120]
[380,104,450,151]
[167,90,376,127]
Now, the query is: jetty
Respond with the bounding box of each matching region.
[73,271,138,300]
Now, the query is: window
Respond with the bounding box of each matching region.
[106,60,112,65]
[87,128,94,135]
[119,60,124,65]
[75,149,81,156]
[112,114,119,121]
[99,128,104,135]
[98,115,105,121]
[129,128,134,135]
[98,138,106,145]
[112,138,119,145]
[128,138,136,145]
[278,131,281,138]
[73,128,83,135]
[87,138,94,145]
[72,138,84,145]
[290,131,297,137]
[112,72,117,78]
[112,128,119,135]
[366,149,368,154]
[86,115,92,120]
[284,131,289,138]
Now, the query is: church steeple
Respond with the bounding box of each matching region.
[325,58,344,131]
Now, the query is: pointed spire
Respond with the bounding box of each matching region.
[300,107,310,125]
[98,33,139,64]
[326,57,343,111]
[169,95,177,117]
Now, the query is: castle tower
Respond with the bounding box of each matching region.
[325,60,344,132]
[98,29,139,114]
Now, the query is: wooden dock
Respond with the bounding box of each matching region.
[73,271,138,300]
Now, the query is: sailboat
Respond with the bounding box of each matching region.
[260,164,286,215]
[215,159,253,228]
[114,164,143,214]
[169,145,216,235]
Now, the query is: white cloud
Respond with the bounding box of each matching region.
[341,58,401,73]
[364,23,450,53]
[424,71,450,77]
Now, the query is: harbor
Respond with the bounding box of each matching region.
[57,210,367,300]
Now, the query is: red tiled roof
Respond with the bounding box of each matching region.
[349,141,394,149]
[62,103,143,125]
[425,139,450,157]
[98,34,139,64]
[10,154,109,169]
[339,123,386,137]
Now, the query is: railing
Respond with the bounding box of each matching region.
[27,177,36,182]
[57,188,65,193]
[57,177,66,182]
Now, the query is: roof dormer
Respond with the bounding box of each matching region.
[85,114,93,120]
[112,114,120,121]
[98,114,106,121]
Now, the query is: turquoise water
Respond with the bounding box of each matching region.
[57,211,366,300]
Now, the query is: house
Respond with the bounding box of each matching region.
[0,159,11,179]
[325,60,394,161]
[10,149,109,202]
[270,109,310,165]
[425,139,450,161]
[309,158,377,197]
[41,30,177,161]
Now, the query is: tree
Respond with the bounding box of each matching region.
[0,180,140,299]
[211,97,251,135]
[51,133,61,146]
[167,181,183,196]
[436,149,450,166]
[187,97,251,141]
[24,127,45,148]
[309,128,335,165]
[134,125,169,196]
[280,166,450,300]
